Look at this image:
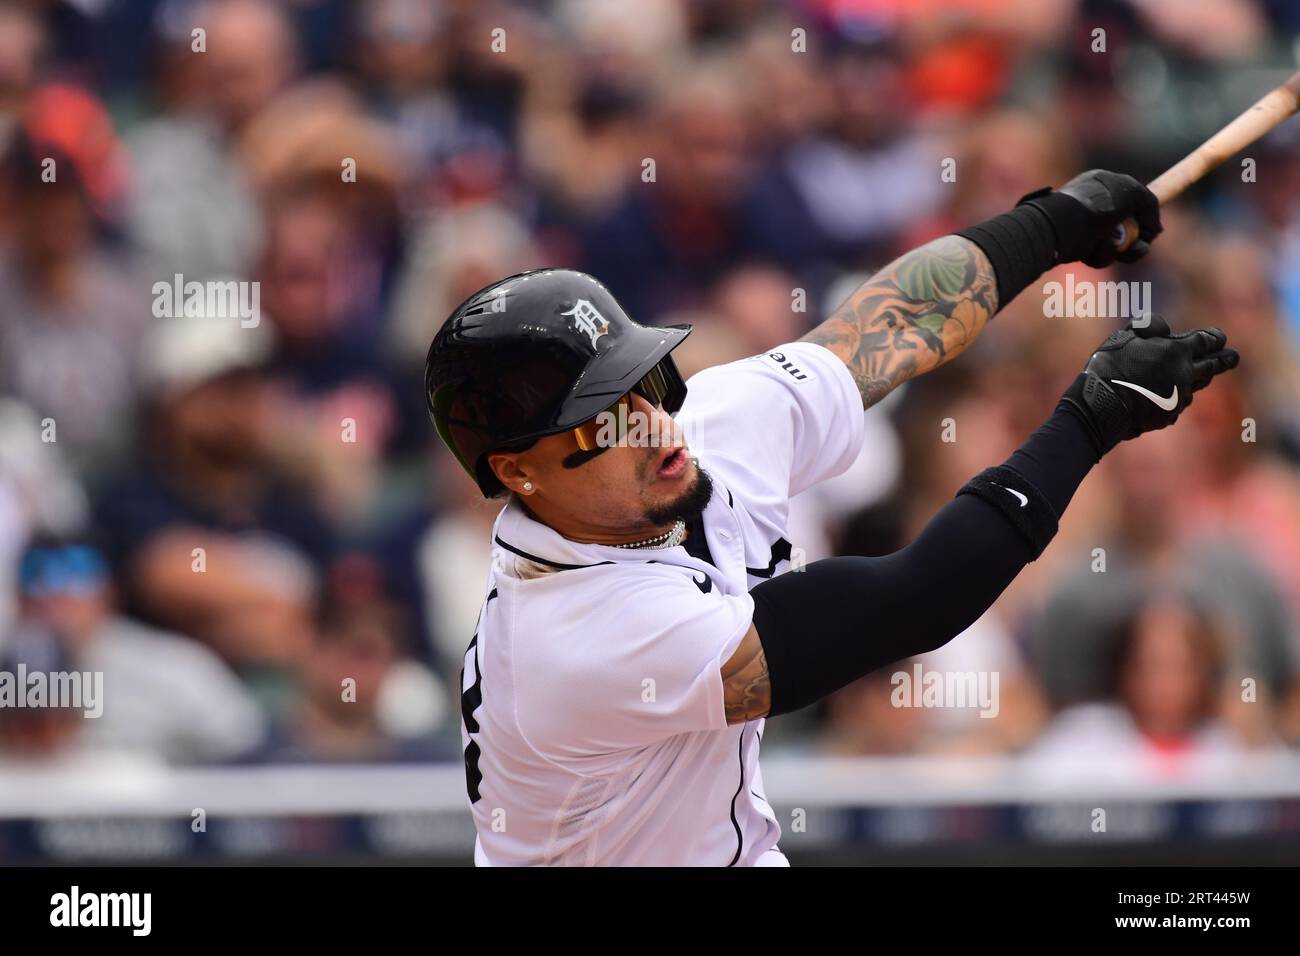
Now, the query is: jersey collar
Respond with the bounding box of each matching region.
[491,478,733,575]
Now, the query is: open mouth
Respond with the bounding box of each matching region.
[657,447,689,480]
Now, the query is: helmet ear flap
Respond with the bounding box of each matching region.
[476,459,506,499]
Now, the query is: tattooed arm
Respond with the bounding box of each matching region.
[800,236,997,410]
[722,624,770,724]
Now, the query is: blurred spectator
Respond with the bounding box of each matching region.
[823,666,927,756]
[94,316,328,670]
[708,263,807,352]
[1182,233,1300,462]
[14,535,264,762]
[238,78,405,272]
[0,618,167,778]
[818,638,1043,757]
[0,397,88,632]
[0,1,44,132]
[1124,0,1268,60]
[765,40,946,231]
[351,0,511,211]
[249,591,450,763]
[124,0,300,279]
[1033,426,1296,727]
[743,35,948,307]
[577,56,764,321]
[0,89,145,474]
[0,621,95,762]
[388,201,541,362]
[905,107,1075,244]
[1028,590,1283,784]
[253,189,403,525]
[1180,367,1300,627]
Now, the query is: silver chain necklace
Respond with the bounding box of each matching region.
[610,519,687,550]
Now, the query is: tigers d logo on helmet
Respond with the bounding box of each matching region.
[561,299,610,350]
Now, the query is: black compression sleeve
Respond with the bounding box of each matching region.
[1005,397,1103,513]
[954,189,1092,310]
[955,204,1056,310]
[752,404,1099,717]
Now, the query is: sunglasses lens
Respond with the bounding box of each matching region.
[569,359,681,452]
[572,394,630,450]
[632,363,671,407]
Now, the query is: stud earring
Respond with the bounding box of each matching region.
[523,481,534,492]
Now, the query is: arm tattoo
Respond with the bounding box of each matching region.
[800,236,999,409]
[722,628,770,724]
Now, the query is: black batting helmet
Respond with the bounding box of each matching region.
[424,269,692,497]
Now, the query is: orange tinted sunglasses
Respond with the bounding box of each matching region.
[571,363,675,451]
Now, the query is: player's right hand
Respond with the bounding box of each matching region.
[1020,169,1163,267]
[1058,315,1239,455]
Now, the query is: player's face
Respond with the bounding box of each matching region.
[493,391,712,538]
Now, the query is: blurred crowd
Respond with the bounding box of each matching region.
[1,0,1300,783]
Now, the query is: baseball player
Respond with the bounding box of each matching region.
[424,170,1238,866]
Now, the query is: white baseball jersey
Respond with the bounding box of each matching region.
[460,341,865,865]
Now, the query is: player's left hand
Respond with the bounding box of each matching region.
[1020,169,1163,268]
[1059,315,1239,455]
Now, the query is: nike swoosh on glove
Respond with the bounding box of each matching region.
[1058,315,1240,456]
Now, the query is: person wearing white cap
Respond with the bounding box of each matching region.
[95,316,330,670]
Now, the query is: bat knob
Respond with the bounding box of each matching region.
[1112,217,1139,252]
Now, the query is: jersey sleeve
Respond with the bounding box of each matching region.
[678,341,865,502]
[515,574,754,757]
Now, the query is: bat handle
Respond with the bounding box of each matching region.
[1112,217,1141,253]
[1113,175,1178,252]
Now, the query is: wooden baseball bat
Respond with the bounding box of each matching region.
[1114,69,1300,251]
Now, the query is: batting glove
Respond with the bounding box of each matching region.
[1059,315,1240,455]
[1021,169,1163,267]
